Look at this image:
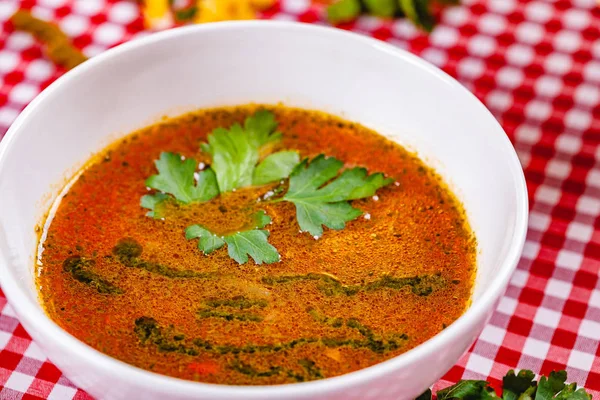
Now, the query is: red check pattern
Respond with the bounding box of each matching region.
[1,0,599,398]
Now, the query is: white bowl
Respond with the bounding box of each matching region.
[0,21,527,400]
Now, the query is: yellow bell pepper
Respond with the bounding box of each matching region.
[195,0,256,23]
[143,0,278,28]
[143,0,171,29]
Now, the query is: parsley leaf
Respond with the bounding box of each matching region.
[414,370,592,400]
[281,155,393,237]
[201,110,287,192]
[415,390,433,400]
[243,109,282,147]
[184,225,225,254]
[502,370,536,400]
[534,370,591,400]
[571,389,595,400]
[185,210,279,265]
[554,385,594,400]
[253,151,300,186]
[536,371,567,400]
[145,152,219,204]
[140,193,169,218]
[436,380,497,399]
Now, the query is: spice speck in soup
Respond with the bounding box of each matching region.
[37,105,476,385]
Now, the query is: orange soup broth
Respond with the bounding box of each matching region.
[38,105,476,385]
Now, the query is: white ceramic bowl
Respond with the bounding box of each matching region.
[0,21,527,400]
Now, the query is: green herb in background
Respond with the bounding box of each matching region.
[399,0,435,32]
[364,0,397,17]
[415,369,592,400]
[327,0,459,31]
[327,0,362,24]
[174,6,197,22]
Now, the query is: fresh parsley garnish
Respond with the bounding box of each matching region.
[143,152,219,214]
[253,150,300,186]
[279,155,393,237]
[142,113,394,265]
[416,369,592,400]
[185,210,279,265]
[140,193,169,218]
[201,110,297,192]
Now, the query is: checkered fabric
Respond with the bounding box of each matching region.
[0,0,599,398]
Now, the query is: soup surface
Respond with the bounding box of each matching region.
[38,105,476,385]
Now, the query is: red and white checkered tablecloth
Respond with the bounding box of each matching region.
[0,0,599,398]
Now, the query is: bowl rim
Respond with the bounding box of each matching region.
[0,20,529,397]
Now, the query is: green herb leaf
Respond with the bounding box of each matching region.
[364,0,397,17]
[174,6,197,21]
[415,388,432,400]
[502,370,536,400]
[536,371,567,400]
[418,370,593,400]
[184,225,226,254]
[398,0,419,26]
[224,229,278,265]
[282,155,393,237]
[413,0,436,31]
[243,109,282,147]
[253,151,300,186]
[294,201,361,238]
[436,380,497,399]
[202,110,283,192]
[186,211,279,265]
[327,0,362,24]
[553,385,593,400]
[398,0,436,32]
[140,193,169,218]
[327,0,452,29]
[520,386,538,400]
[145,152,219,204]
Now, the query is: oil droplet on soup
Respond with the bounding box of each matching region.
[37,105,476,385]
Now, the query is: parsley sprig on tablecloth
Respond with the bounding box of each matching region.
[416,369,592,400]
